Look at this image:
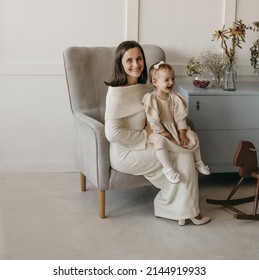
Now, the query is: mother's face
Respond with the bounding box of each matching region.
[121,47,145,85]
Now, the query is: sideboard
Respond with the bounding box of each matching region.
[177,82,259,173]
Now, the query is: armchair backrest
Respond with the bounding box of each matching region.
[63,45,165,124]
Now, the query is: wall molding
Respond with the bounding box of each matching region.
[172,63,258,79]
[223,0,237,26]
[1,0,139,76]
[125,0,139,41]
[0,62,64,76]
[0,0,254,78]
[0,61,257,78]
[0,160,77,173]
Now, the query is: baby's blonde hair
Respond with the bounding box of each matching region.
[149,61,175,88]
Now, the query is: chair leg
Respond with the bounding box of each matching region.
[80,172,86,191]
[98,190,105,219]
[253,179,259,215]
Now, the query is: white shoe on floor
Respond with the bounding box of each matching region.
[190,216,211,225]
[163,168,180,184]
[195,161,210,175]
[178,216,211,226]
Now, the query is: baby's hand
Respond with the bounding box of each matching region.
[160,131,172,140]
[179,132,189,147]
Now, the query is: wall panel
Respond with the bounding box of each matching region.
[138,0,259,77]
[1,0,259,172]
[0,0,126,172]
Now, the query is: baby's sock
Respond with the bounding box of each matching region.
[193,149,202,163]
[155,148,174,171]
[156,149,180,183]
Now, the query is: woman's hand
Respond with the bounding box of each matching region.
[144,123,153,136]
[160,131,172,140]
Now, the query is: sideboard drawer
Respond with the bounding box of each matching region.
[178,82,259,173]
[188,95,259,130]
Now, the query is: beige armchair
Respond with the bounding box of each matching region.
[63,45,165,218]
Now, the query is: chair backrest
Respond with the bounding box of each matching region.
[63,45,165,123]
[233,140,258,178]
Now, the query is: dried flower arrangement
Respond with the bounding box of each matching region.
[212,19,246,63]
[250,39,259,72]
[186,51,228,88]
[212,19,259,71]
[186,19,259,89]
[186,58,210,88]
[249,22,259,73]
[200,50,228,87]
[186,57,205,77]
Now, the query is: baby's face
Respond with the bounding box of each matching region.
[154,69,175,94]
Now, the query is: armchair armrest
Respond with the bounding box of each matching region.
[73,112,110,189]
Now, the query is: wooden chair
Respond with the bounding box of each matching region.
[207,140,259,220]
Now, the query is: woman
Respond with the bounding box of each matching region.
[104,40,210,226]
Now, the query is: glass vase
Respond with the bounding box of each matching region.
[211,76,223,88]
[192,74,210,88]
[223,62,237,91]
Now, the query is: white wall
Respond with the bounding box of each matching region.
[1,0,259,172]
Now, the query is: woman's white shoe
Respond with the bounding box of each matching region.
[163,168,180,184]
[195,161,210,175]
[190,216,211,225]
[178,219,186,226]
[178,216,211,226]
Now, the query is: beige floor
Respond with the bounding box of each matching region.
[0,172,258,260]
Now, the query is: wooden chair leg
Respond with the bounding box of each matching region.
[80,172,86,191]
[253,179,259,215]
[98,190,105,219]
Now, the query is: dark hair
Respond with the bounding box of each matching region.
[105,40,148,86]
